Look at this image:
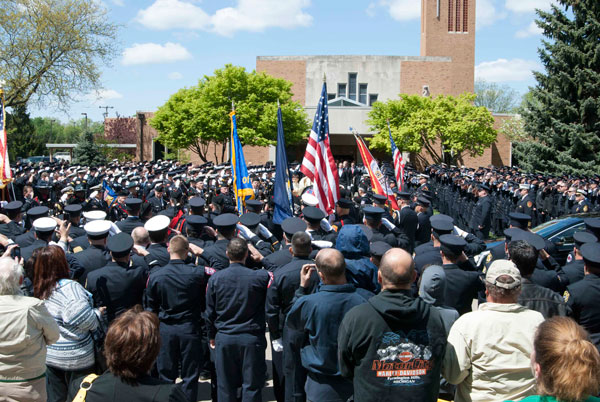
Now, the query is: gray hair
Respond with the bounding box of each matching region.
[0,257,24,296]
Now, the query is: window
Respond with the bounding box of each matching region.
[455,0,461,32]
[328,93,336,101]
[348,73,357,101]
[463,0,468,32]
[369,94,378,106]
[337,83,347,98]
[359,84,368,104]
[448,0,453,31]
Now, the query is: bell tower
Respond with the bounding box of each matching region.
[420,0,476,93]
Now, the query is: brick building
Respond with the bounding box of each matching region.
[107,0,513,167]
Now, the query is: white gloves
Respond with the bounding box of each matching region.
[272,338,283,352]
[312,240,333,249]
[320,218,333,232]
[381,217,396,231]
[90,191,98,199]
[109,222,121,236]
[454,226,469,238]
[257,223,273,239]
[237,223,255,240]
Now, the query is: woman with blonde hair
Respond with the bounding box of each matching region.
[509,316,600,402]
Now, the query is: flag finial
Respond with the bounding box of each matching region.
[231,100,235,112]
[277,99,280,108]
[323,73,326,83]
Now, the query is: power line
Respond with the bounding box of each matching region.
[99,105,114,119]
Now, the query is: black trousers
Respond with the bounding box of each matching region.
[283,327,307,402]
[215,332,266,402]
[46,364,94,402]
[157,321,202,402]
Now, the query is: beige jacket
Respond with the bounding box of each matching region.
[443,302,544,402]
[0,295,60,381]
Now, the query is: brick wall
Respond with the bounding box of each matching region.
[400,60,455,96]
[256,59,307,105]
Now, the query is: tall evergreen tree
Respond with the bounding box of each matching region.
[520,1,600,175]
[73,131,106,166]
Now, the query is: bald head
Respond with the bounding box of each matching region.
[315,248,346,282]
[379,248,415,290]
[131,227,150,247]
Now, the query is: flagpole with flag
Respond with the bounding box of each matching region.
[300,77,339,215]
[388,120,405,191]
[229,103,254,215]
[273,100,294,224]
[0,83,13,192]
[353,130,400,211]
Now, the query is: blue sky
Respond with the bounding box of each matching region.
[31,0,555,122]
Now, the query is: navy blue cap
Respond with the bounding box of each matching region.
[509,212,532,229]
[439,234,467,255]
[417,196,430,207]
[4,201,23,213]
[574,231,598,248]
[125,198,142,210]
[512,230,545,251]
[430,214,454,224]
[189,197,206,210]
[107,232,134,257]
[186,215,208,231]
[281,217,307,237]
[239,212,261,228]
[584,218,600,238]
[27,206,49,219]
[504,227,525,241]
[478,184,490,192]
[396,191,411,200]
[370,241,392,257]
[64,204,83,215]
[372,194,387,204]
[431,219,454,236]
[580,242,600,265]
[363,206,385,221]
[213,213,238,229]
[245,199,263,212]
[337,198,352,208]
[302,206,325,223]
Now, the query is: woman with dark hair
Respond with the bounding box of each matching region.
[33,245,101,402]
[508,316,600,402]
[68,306,187,402]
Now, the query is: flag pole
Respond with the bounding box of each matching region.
[0,82,15,201]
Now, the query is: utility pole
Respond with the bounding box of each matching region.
[81,112,88,133]
[99,105,114,119]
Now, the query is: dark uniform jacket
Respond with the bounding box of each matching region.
[205,262,271,338]
[415,212,431,247]
[74,245,111,286]
[566,273,600,350]
[518,278,570,319]
[563,259,585,285]
[515,194,535,223]
[398,206,418,252]
[68,224,86,239]
[15,231,36,248]
[0,221,24,240]
[262,245,293,272]
[67,372,187,402]
[338,290,447,402]
[86,260,147,323]
[200,239,231,271]
[21,239,48,262]
[145,243,170,269]
[146,259,205,324]
[116,216,144,235]
[443,263,484,315]
[470,195,492,234]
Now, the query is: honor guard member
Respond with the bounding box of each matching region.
[396,192,418,253]
[238,212,278,256]
[565,218,600,264]
[266,232,317,402]
[261,217,306,272]
[148,184,167,213]
[302,206,337,244]
[417,173,430,193]
[189,196,206,216]
[485,213,532,266]
[200,213,238,271]
[471,184,493,240]
[563,231,598,285]
[71,210,107,253]
[64,204,86,239]
[185,215,213,248]
[15,206,49,247]
[86,231,146,323]
[20,217,57,262]
[146,235,206,402]
[86,184,107,211]
[369,241,392,269]
[372,194,394,222]
[414,196,432,247]
[362,206,401,248]
[116,198,144,235]
[245,199,276,237]
[414,218,455,274]
[439,234,484,315]
[74,220,112,285]
[109,191,129,222]
[515,183,536,222]
[564,242,600,350]
[332,199,355,232]
[0,201,25,240]
[205,238,273,402]
[572,189,592,214]
[144,215,172,269]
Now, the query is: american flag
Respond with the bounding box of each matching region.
[0,89,11,181]
[388,121,404,190]
[300,82,339,215]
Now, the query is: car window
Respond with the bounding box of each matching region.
[549,223,586,244]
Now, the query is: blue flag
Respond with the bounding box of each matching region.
[229,111,254,214]
[273,105,293,224]
[102,180,117,207]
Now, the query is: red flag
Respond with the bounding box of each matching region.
[355,134,399,211]
[300,82,339,215]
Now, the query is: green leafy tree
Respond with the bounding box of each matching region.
[0,0,120,109]
[150,64,310,163]
[474,80,521,113]
[368,93,497,165]
[521,1,600,175]
[6,106,36,161]
[73,131,106,166]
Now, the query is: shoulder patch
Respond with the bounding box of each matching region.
[527,201,533,208]
[584,205,589,212]
[486,253,493,264]
[563,290,570,303]
[73,246,83,253]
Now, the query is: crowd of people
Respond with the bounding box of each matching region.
[0,157,600,402]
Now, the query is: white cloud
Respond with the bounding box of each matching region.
[135,0,312,36]
[475,58,541,82]
[515,21,543,38]
[135,0,210,31]
[505,0,555,14]
[366,2,377,17]
[84,89,123,104]
[168,71,183,80]
[380,0,420,21]
[477,0,507,30]
[112,0,124,6]
[121,42,192,66]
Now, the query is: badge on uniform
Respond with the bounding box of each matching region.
[486,254,493,264]
[584,205,589,212]
[563,290,570,303]
[527,201,533,208]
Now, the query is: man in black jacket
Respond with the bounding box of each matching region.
[471,184,492,240]
[338,248,447,402]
